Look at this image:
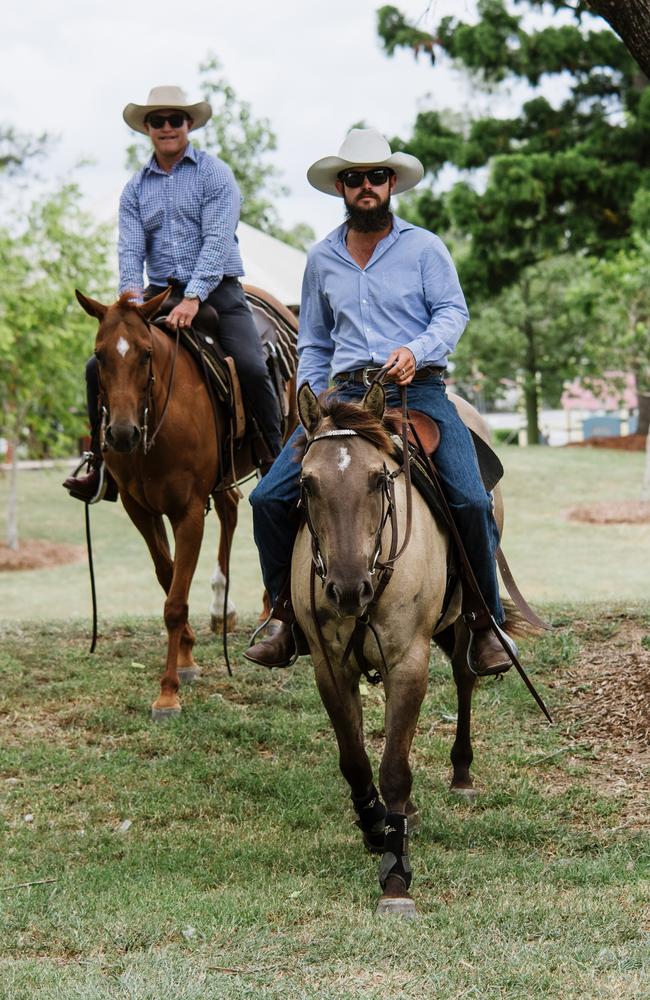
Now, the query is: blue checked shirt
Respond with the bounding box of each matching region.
[298,215,469,395]
[118,145,245,301]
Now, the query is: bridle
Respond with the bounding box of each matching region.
[300,381,414,687]
[97,315,181,456]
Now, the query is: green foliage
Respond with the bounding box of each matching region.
[125,55,315,251]
[0,125,49,177]
[377,1,649,299]
[0,182,112,459]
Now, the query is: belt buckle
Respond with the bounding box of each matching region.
[362,365,382,388]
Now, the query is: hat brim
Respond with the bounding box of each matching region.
[307,151,424,197]
[123,100,212,134]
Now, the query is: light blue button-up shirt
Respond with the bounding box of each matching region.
[118,145,245,301]
[297,215,469,395]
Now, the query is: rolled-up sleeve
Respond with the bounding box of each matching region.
[185,161,241,301]
[404,237,469,367]
[297,253,335,396]
[118,179,146,298]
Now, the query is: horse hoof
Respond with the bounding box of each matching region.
[375,895,417,918]
[178,667,202,684]
[450,785,479,803]
[210,612,237,634]
[151,705,182,723]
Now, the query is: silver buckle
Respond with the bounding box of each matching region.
[362,366,383,388]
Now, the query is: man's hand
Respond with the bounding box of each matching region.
[166,297,200,330]
[384,347,416,386]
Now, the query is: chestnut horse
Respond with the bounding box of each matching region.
[76,288,296,720]
[292,381,525,917]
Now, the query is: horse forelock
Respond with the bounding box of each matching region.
[98,294,150,340]
[314,396,393,454]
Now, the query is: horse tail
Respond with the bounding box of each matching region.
[501,597,549,638]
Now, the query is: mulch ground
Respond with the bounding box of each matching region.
[549,617,650,824]
[0,540,85,572]
[567,433,646,452]
[566,501,650,524]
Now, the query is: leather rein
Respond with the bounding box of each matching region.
[301,375,413,691]
[97,316,181,457]
[300,374,552,722]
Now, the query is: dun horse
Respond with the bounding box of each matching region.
[76,288,295,720]
[292,381,519,917]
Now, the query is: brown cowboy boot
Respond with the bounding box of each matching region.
[243,619,299,668]
[243,576,308,668]
[470,626,518,676]
[63,451,118,504]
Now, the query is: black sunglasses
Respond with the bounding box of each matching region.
[338,167,394,188]
[145,112,189,129]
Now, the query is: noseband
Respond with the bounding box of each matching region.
[98,315,180,455]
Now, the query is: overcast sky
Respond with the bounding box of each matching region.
[3,0,485,242]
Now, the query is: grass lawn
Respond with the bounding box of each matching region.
[0,447,648,997]
[0,445,649,627]
[0,610,648,998]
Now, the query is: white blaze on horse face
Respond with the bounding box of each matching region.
[116,336,130,358]
[337,446,351,474]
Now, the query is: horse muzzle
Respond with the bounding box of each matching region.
[105,421,142,453]
[324,574,375,618]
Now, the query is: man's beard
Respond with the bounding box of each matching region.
[344,192,392,233]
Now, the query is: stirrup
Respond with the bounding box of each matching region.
[466,616,518,677]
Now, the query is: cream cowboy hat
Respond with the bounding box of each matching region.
[307,127,424,197]
[123,85,212,134]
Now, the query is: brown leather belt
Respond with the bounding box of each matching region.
[334,364,446,387]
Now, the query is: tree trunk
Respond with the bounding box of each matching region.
[587,1,650,79]
[637,392,650,437]
[5,434,19,551]
[641,426,650,501]
[521,282,541,445]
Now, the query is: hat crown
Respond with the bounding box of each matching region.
[142,85,191,107]
[337,128,392,164]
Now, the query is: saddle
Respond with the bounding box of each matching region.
[153,285,297,475]
[384,407,504,498]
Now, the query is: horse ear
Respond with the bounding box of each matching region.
[75,290,107,320]
[140,287,172,319]
[298,382,321,434]
[362,381,386,421]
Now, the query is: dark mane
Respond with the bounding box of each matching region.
[294,390,394,461]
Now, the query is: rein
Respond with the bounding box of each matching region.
[302,376,414,690]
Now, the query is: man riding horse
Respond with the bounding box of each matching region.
[245,127,514,676]
[64,84,282,503]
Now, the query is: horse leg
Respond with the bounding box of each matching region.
[449,620,478,800]
[151,501,206,721]
[121,495,198,680]
[312,657,385,852]
[376,644,429,918]
[210,490,238,633]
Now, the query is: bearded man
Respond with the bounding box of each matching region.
[245,127,510,674]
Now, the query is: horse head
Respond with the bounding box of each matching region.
[76,288,170,453]
[298,381,394,618]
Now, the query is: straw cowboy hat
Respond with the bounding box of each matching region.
[307,128,424,197]
[123,86,212,135]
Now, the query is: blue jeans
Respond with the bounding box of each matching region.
[249,376,504,624]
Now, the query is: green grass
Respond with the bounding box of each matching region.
[0,610,648,998]
[1,445,649,625]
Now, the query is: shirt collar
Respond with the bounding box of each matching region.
[144,142,198,175]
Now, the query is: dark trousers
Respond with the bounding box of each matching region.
[85,277,283,457]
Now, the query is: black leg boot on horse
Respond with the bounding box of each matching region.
[63,357,118,504]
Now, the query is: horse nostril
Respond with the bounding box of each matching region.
[325,581,340,606]
[359,579,374,605]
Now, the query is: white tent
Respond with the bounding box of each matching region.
[237,222,306,308]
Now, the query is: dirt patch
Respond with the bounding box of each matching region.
[566,501,650,525]
[566,433,646,451]
[549,617,650,823]
[0,540,85,572]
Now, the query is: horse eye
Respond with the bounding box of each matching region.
[368,473,383,493]
[94,350,104,364]
[140,350,152,365]
[300,476,311,495]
